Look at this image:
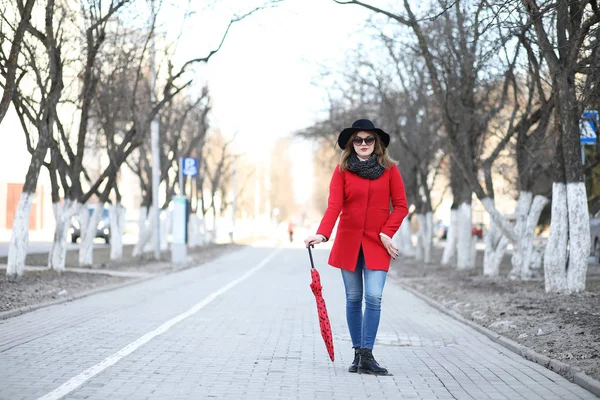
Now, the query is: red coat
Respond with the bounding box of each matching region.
[317,164,408,272]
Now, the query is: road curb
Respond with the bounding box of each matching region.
[0,246,247,321]
[0,274,156,320]
[399,283,600,398]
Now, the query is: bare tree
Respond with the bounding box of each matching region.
[335,0,517,269]
[202,132,235,242]
[5,0,70,276]
[128,86,210,255]
[0,0,36,123]
[369,37,445,263]
[39,0,133,270]
[518,0,600,293]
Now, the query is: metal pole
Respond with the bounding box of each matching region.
[179,157,184,196]
[150,0,161,260]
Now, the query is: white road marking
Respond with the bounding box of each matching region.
[37,249,282,400]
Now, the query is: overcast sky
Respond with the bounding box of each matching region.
[163,0,373,205]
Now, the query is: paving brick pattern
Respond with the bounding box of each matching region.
[0,245,596,399]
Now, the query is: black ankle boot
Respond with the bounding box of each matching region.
[348,347,361,373]
[358,348,389,375]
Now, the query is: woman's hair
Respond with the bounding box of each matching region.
[339,131,397,172]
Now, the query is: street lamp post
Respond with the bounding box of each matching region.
[150,0,161,260]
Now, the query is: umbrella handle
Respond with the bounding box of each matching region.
[307,245,315,269]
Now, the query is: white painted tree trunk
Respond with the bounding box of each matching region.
[210,219,218,244]
[396,219,415,257]
[502,192,549,280]
[566,183,589,292]
[415,213,433,263]
[200,217,208,245]
[48,200,79,271]
[79,204,103,266]
[188,215,201,247]
[520,195,549,279]
[424,212,433,263]
[441,209,458,265]
[544,183,569,292]
[415,217,424,261]
[456,202,474,269]
[483,218,509,277]
[6,192,35,276]
[133,207,154,257]
[509,192,532,279]
[110,203,126,260]
[160,210,171,251]
[480,193,548,280]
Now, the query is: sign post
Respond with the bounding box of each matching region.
[580,110,598,164]
[172,157,199,264]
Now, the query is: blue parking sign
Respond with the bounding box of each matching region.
[182,157,198,176]
[580,110,598,144]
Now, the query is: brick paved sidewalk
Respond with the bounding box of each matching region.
[0,245,596,399]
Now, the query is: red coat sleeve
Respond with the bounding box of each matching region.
[316,165,344,240]
[381,164,408,238]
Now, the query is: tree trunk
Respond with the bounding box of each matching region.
[479,192,548,279]
[6,193,34,276]
[78,204,103,266]
[415,216,424,261]
[6,135,49,276]
[416,212,433,263]
[160,209,171,251]
[483,216,509,277]
[509,192,533,279]
[512,193,549,280]
[566,182,590,291]
[441,209,458,265]
[397,218,415,257]
[211,205,218,243]
[188,214,201,247]
[48,200,79,271]
[543,72,589,293]
[109,203,126,260]
[200,217,208,245]
[133,206,153,257]
[544,183,569,292]
[457,202,474,269]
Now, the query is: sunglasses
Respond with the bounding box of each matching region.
[352,136,376,146]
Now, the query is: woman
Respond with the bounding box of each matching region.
[304,119,408,376]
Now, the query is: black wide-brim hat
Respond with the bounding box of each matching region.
[337,119,390,150]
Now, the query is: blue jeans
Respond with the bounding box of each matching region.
[341,247,387,349]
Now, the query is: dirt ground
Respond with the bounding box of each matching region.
[390,243,600,381]
[0,242,243,314]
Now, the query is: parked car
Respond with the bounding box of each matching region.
[589,210,600,263]
[70,206,111,244]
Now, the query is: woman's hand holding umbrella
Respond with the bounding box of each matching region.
[304,234,325,247]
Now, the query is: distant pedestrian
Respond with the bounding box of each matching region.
[304,119,408,376]
[288,220,295,243]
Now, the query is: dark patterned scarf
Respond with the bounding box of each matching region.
[346,154,385,180]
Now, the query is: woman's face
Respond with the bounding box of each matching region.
[352,131,376,159]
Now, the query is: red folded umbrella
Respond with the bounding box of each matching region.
[308,245,335,362]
